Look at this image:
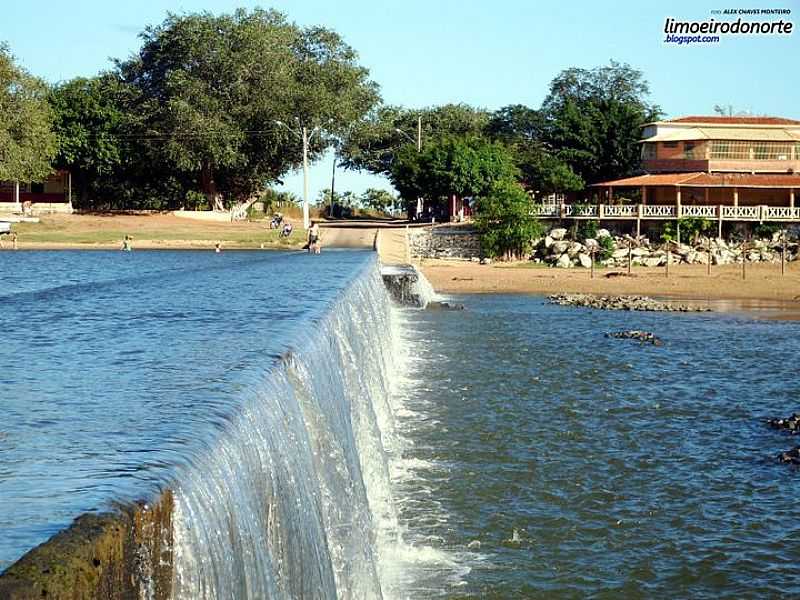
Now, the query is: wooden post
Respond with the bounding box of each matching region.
[14,180,20,210]
[590,246,595,279]
[666,247,671,278]
[733,187,739,208]
[676,188,682,218]
[636,204,641,238]
[627,240,632,275]
[707,236,712,276]
[782,230,786,276]
[718,205,723,240]
[791,189,795,209]
[641,186,647,205]
[67,172,72,209]
[705,188,710,205]
[609,186,614,204]
[742,240,747,280]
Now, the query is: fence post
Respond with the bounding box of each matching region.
[627,240,632,276]
[707,236,712,276]
[666,247,670,278]
[590,246,595,279]
[782,230,786,276]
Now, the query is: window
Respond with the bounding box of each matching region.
[684,142,697,159]
[642,143,656,160]
[663,141,679,148]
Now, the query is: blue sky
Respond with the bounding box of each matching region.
[3,0,799,199]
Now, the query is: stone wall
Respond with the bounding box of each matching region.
[408,226,481,259]
[0,491,173,600]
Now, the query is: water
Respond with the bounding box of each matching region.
[0,250,405,585]
[3,250,800,598]
[392,295,800,598]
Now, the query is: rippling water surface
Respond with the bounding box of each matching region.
[0,249,373,570]
[393,295,800,598]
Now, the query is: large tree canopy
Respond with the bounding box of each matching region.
[339,103,490,176]
[114,8,379,209]
[540,61,662,185]
[49,75,126,206]
[0,44,57,183]
[390,135,518,209]
[487,104,583,197]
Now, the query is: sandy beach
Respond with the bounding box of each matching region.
[419,258,800,316]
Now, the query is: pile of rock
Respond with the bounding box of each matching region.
[548,293,711,313]
[606,330,663,345]
[408,227,482,260]
[533,227,800,269]
[768,413,800,434]
[778,446,800,466]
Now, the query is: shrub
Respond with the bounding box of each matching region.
[475,180,543,259]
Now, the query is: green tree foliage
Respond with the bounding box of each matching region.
[49,75,125,206]
[474,180,542,259]
[359,188,396,212]
[340,103,489,176]
[0,44,57,183]
[114,8,379,210]
[487,104,583,196]
[540,61,661,184]
[390,135,518,211]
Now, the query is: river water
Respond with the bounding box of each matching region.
[1,250,799,598]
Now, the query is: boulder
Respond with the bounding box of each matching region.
[567,242,584,257]
[555,253,572,268]
[596,228,611,239]
[642,256,663,268]
[544,235,554,248]
[611,248,630,260]
[578,253,592,268]
[550,240,570,254]
[549,228,567,241]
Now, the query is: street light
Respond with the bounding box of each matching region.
[275,119,323,230]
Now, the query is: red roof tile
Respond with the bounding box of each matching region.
[593,173,800,188]
[667,116,800,126]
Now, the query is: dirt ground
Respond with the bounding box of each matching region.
[419,258,800,304]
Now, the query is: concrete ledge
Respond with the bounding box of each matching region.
[0,491,173,600]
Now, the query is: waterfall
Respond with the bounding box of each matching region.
[170,258,406,599]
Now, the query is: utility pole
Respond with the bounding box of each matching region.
[302,126,310,230]
[330,154,336,218]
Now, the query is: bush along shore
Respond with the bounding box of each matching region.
[532,227,800,269]
[548,293,711,312]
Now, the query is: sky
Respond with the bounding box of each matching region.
[3,0,799,200]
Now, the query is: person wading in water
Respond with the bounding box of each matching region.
[307,221,321,254]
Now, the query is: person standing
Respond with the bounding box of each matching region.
[307,221,321,254]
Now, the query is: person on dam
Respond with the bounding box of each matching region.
[307,220,321,254]
[121,235,132,251]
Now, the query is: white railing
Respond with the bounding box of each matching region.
[603,205,638,217]
[764,206,800,221]
[722,206,760,220]
[533,204,559,217]
[532,203,800,221]
[681,205,718,218]
[642,205,676,218]
[564,204,598,217]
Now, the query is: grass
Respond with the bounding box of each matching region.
[10,214,307,249]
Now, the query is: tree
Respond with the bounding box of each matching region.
[49,75,125,206]
[0,44,57,184]
[474,180,542,260]
[115,8,379,210]
[339,103,490,176]
[540,61,661,185]
[359,188,396,212]
[487,104,583,197]
[390,135,518,213]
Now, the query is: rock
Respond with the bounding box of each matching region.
[611,248,630,260]
[631,247,649,258]
[426,301,465,311]
[470,256,480,262]
[642,256,663,268]
[606,330,663,346]
[567,242,583,258]
[480,257,492,265]
[555,253,573,268]
[768,413,800,434]
[584,238,599,249]
[778,446,800,465]
[547,293,711,313]
[544,235,554,248]
[550,240,570,254]
[578,253,592,268]
[550,228,567,241]
[596,228,611,239]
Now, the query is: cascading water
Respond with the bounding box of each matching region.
[170,258,421,599]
